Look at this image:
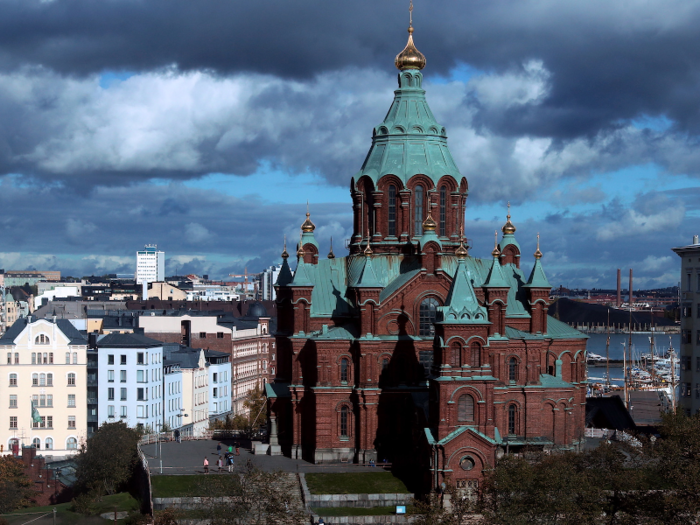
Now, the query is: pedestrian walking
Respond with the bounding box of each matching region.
[174,429,181,443]
[217,456,223,472]
[228,444,233,454]
[216,442,222,455]
[203,457,209,473]
[227,454,234,473]
[235,442,240,455]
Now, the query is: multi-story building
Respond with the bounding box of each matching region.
[268,22,587,492]
[94,333,164,433]
[163,344,210,437]
[164,360,183,430]
[136,245,165,285]
[673,234,700,415]
[139,308,271,416]
[0,317,87,458]
[261,265,283,301]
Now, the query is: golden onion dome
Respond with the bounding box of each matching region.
[297,233,305,258]
[301,211,315,233]
[455,239,468,259]
[395,26,426,71]
[502,202,516,235]
[281,235,289,259]
[491,231,501,258]
[534,233,543,260]
[422,211,437,232]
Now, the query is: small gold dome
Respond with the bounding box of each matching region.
[301,212,315,233]
[364,229,373,256]
[491,231,501,258]
[534,233,543,259]
[502,202,516,235]
[395,26,426,71]
[455,240,468,259]
[422,211,437,232]
[281,235,289,259]
[297,233,305,258]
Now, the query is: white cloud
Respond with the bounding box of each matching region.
[468,59,551,109]
[183,222,214,244]
[596,203,685,241]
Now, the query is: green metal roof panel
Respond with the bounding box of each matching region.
[309,258,353,317]
[291,259,314,287]
[483,255,509,288]
[524,258,552,289]
[380,268,421,302]
[353,256,383,288]
[545,317,588,339]
[499,233,521,252]
[439,258,488,323]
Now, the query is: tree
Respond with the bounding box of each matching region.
[413,486,478,525]
[193,465,306,525]
[74,421,141,499]
[243,385,267,429]
[0,455,35,512]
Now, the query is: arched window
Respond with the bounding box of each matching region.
[388,185,397,237]
[67,373,76,386]
[39,373,46,386]
[10,373,17,386]
[419,297,439,336]
[509,357,518,382]
[382,358,389,371]
[451,342,461,367]
[32,373,38,386]
[508,404,517,435]
[470,342,481,368]
[340,406,349,438]
[32,438,41,449]
[340,358,349,383]
[439,185,447,236]
[35,334,49,345]
[66,437,78,450]
[458,395,474,422]
[414,185,424,236]
[45,437,53,450]
[47,374,53,386]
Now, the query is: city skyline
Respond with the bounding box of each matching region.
[0,0,698,288]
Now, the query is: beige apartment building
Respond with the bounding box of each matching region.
[0,317,87,457]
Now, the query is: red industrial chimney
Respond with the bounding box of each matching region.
[616,269,621,307]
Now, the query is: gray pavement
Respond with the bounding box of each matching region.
[141,439,390,476]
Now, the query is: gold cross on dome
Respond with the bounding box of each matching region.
[409,0,413,27]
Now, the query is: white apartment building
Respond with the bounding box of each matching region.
[136,244,165,285]
[207,352,231,418]
[164,361,183,431]
[163,344,210,437]
[260,265,282,301]
[673,234,700,416]
[0,317,87,458]
[95,333,164,433]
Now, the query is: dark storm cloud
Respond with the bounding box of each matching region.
[3,0,700,139]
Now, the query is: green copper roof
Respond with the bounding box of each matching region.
[355,69,464,189]
[301,230,318,250]
[524,258,552,289]
[438,258,488,324]
[352,256,382,288]
[499,233,521,254]
[419,229,442,250]
[291,259,314,287]
[483,254,509,288]
[276,258,293,286]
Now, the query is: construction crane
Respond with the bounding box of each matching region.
[228,268,258,297]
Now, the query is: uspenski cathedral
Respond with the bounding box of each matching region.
[266,16,587,492]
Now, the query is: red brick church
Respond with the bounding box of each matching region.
[267,19,587,492]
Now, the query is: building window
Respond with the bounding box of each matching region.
[340,406,349,438]
[419,297,439,336]
[199,332,207,339]
[683,330,692,344]
[67,437,78,450]
[39,373,46,387]
[137,370,145,383]
[68,415,76,429]
[414,184,424,236]
[682,356,691,371]
[10,416,17,429]
[137,353,144,365]
[49,353,54,364]
[213,373,218,383]
[47,373,53,386]
[15,353,19,364]
[509,358,518,382]
[68,373,76,386]
[217,332,224,339]
[72,353,78,364]
[9,395,17,408]
[108,355,114,365]
[451,342,461,367]
[35,334,50,345]
[120,355,126,365]
[121,406,127,418]
[68,394,76,407]
[32,353,36,364]
[10,373,17,386]
[108,388,115,401]
[687,273,692,291]
[33,373,39,386]
[33,438,41,449]
[39,394,46,407]
[388,185,397,237]
[470,342,481,368]
[108,405,115,418]
[121,388,127,401]
[458,395,474,422]
[45,437,53,450]
[108,370,114,382]
[6,352,10,364]
[137,388,145,401]
[508,404,517,435]
[66,352,70,364]
[439,185,447,236]
[120,370,127,383]
[47,394,53,407]
[340,358,349,383]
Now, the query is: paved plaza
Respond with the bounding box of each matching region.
[141,438,389,476]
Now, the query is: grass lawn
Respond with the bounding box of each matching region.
[313,506,415,516]
[305,472,410,495]
[151,474,238,498]
[4,493,139,525]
